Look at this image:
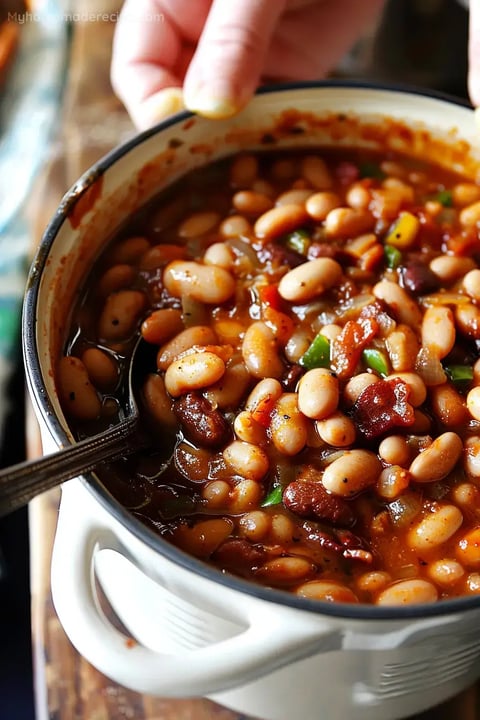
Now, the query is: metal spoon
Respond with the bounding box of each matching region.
[0,337,154,518]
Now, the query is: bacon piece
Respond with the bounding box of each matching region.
[303,522,373,564]
[284,478,355,527]
[212,538,266,573]
[331,316,379,379]
[350,377,415,440]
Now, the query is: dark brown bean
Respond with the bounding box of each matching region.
[399,260,440,295]
[173,392,231,448]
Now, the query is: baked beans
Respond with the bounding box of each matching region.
[58,148,480,605]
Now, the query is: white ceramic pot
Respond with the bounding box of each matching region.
[23,83,480,720]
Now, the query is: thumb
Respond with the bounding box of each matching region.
[469,0,480,107]
[184,0,287,119]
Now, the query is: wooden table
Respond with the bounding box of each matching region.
[26,3,480,718]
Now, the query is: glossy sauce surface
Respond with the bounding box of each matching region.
[58,148,480,605]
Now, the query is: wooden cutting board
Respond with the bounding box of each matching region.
[26,3,480,718]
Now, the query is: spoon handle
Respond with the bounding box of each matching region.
[0,417,142,517]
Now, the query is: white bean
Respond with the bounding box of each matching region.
[409,432,462,483]
[278,258,342,303]
[421,306,456,359]
[164,352,225,397]
[297,368,339,420]
[270,393,309,456]
[375,579,438,606]
[407,505,463,552]
[223,441,269,481]
[164,260,235,304]
[242,321,283,379]
[373,279,422,328]
[322,450,381,497]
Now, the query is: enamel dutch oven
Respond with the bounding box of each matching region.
[23,83,480,720]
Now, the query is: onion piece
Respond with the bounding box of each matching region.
[420,291,470,307]
[415,346,447,386]
[387,492,423,528]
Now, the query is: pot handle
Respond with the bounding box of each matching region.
[51,487,341,698]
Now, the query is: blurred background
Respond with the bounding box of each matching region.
[0,0,471,718]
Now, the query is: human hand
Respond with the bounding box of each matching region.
[111,0,385,129]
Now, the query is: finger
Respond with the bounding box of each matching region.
[111,0,209,128]
[469,0,480,107]
[262,0,386,80]
[183,0,287,119]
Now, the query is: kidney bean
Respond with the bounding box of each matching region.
[399,260,440,295]
[172,392,231,448]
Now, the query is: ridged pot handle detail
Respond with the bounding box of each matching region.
[50,481,341,698]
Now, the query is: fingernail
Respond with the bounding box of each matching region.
[135,88,185,130]
[184,82,242,119]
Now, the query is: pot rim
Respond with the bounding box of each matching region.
[24,79,480,621]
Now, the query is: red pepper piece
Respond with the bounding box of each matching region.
[351,377,415,440]
[259,284,283,311]
[331,316,379,379]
